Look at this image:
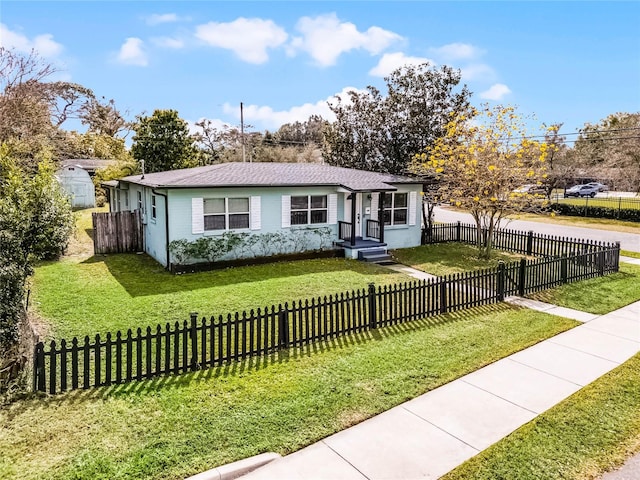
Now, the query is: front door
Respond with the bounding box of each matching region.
[344,193,362,238]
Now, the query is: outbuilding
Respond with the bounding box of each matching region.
[55,164,96,209]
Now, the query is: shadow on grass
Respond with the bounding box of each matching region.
[13,303,514,412]
[80,253,400,297]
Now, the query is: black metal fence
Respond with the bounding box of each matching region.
[422,221,611,258]
[33,238,619,394]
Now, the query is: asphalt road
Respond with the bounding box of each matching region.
[433,206,640,253]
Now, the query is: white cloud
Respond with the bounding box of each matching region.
[222,87,366,129]
[480,83,511,101]
[289,13,402,67]
[146,13,189,25]
[369,52,434,77]
[430,42,484,61]
[461,63,496,82]
[195,18,287,64]
[0,23,63,58]
[151,36,185,49]
[116,37,148,66]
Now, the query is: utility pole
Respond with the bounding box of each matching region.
[240,102,246,162]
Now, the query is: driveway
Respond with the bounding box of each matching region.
[433,206,640,253]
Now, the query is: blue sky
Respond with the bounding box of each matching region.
[2,1,639,137]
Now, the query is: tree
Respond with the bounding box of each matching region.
[323,63,471,174]
[80,96,131,138]
[573,112,640,191]
[131,109,198,173]
[0,145,73,348]
[412,105,553,258]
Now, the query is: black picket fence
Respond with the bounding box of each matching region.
[422,221,612,258]
[33,242,619,394]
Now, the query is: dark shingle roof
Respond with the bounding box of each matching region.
[118,163,421,191]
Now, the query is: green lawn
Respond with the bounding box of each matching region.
[31,255,410,341]
[530,263,640,314]
[555,197,640,210]
[621,250,640,259]
[443,354,640,480]
[1,305,577,480]
[390,243,523,277]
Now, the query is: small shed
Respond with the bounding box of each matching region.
[55,165,96,209]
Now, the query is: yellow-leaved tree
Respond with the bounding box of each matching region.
[412,104,556,258]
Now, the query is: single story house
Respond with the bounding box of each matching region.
[103,162,424,269]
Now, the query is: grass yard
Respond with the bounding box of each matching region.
[0,304,578,480]
[512,212,640,234]
[530,262,640,314]
[442,353,640,480]
[31,255,410,341]
[554,197,640,210]
[390,242,524,277]
[621,250,640,259]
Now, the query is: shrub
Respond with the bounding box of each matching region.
[551,203,640,222]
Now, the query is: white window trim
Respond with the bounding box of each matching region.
[384,192,409,226]
[151,194,157,222]
[290,194,329,226]
[203,197,251,232]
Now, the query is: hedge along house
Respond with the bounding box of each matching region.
[103,162,424,270]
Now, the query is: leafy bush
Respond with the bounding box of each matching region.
[552,203,640,222]
[169,227,334,265]
[0,145,74,347]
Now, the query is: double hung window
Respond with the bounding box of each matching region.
[291,195,328,225]
[383,193,408,226]
[204,197,250,231]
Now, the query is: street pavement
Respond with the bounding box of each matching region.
[240,297,640,480]
[433,206,640,253]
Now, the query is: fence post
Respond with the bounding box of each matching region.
[615,241,621,272]
[439,278,448,314]
[278,305,289,348]
[456,221,461,242]
[526,231,534,256]
[368,283,378,329]
[561,256,568,284]
[597,250,605,276]
[497,261,505,301]
[190,312,198,370]
[518,258,526,296]
[33,342,45,392]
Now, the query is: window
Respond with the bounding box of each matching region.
[383,193,408,226]
[291,195,327,225]
[137,191,143,212]
[204,197,249,231]
[116,190,121,212]
[124,191,129,209]
[151,195,157,220]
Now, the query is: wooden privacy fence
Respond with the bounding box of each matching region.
[423,221,610,258]
[92,210,143,254]
[33,244,619,394]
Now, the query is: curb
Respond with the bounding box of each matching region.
[185,452,281,480]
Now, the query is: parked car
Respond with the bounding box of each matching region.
[565,184,599,198]
[513,184,546,195]
[585,182,609,192]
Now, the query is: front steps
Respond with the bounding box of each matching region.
[358,248,392,264]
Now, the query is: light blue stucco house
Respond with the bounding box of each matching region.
[104,162,424,270]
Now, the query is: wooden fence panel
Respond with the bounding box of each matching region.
[92,210,143,254]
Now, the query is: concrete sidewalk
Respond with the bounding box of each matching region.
[241,300,640,480]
